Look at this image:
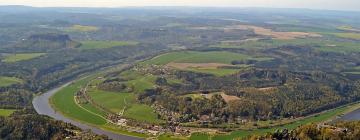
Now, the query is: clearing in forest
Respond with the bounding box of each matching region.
[0,76,23,87]
[0,109,16,117]
[65,25,99,32]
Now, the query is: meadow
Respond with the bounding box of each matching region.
[0,76,23,87]
[143,51,271,76]
[215,38,360,53]
[0,109,16,117]
[119,70,157,93]
[51,76,150,138]
[144,51,270,65]
[79,41,138,49]
[2,53,46,63]
[331,33,360,40]
[88,89,162,124]
[50,77,107,125]
[65,25,99,32]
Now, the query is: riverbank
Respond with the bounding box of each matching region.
[33,76,145,140]
[34,66,360,140]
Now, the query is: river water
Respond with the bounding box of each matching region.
[32,82,143,140]
[337,108,360,121]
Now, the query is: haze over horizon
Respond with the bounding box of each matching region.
[0,0,359,12]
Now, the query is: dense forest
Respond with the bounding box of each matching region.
[246,121,360,140]
[0,109,108,140]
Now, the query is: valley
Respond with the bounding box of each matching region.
[0,6,359,140]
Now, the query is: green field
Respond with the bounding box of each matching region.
[88,73,162,124]
[66,25,99,32]
[3,53,46,63]
[51,77,107,125]
[213,38,360,53]
[119,70,157,93]
[88,90,135,113]
[51,76,149,138]
[187,68,240,76]
[123,104,162,124]
[79,41,138,49]
[0,76,23,87]
[144,51,271,65]
[331,33,360,40]
[0,109,16,117]
[143,51,265,76]
[190,133,210,140]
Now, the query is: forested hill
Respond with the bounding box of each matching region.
[0,109,108,139]
[247,121,360,140]
[10,33,80,52]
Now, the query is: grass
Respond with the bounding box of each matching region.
[0,109,16,117]
[187,68,240,76]
[66,25,99,32]
[144,51,272,65]
[50,70,151,138]
[88,90,136,113]
[158,134,187,140]
[190,133,210,140]
[337,25,360,32]
[3,53,46,63]
[210,103,352,140]
[121,71,157,93]
[0,76,23,87]
[331,33,360,40]
[143,51,262,76]
[88,75,161,124]
[79,41,138,49]
[101,124,148,138]
[214,38,360,53]
[124,104,163,124]
[51,77,107,125]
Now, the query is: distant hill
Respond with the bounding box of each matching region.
[14,33,80,51]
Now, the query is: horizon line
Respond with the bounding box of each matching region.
[1,5,359,12]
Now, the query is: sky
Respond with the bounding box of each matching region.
[0,0,359,11]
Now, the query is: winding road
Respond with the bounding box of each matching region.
[32,81,143,140]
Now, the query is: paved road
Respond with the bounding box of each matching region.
[32,81,143,140]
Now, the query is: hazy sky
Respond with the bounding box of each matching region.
[0,0,359,11]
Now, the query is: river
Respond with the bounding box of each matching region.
[32,81,143,140]
[337,108,360,121]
